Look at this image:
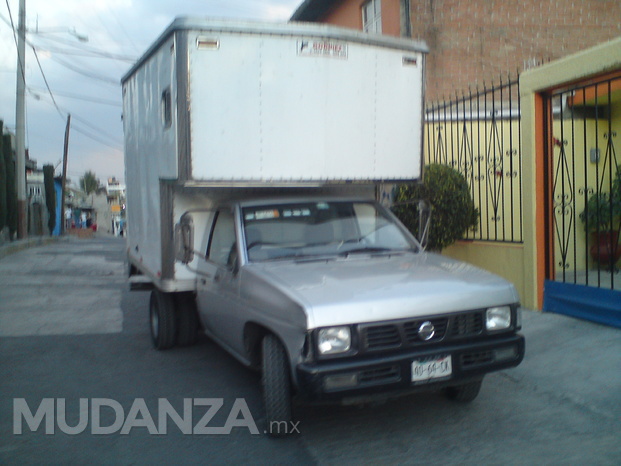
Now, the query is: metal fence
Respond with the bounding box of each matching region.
[547,73,621,290]
[424,77,523,244]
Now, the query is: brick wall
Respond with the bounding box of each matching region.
[410,0,621,101]
[312,0,621,102]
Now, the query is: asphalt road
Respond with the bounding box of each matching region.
[0,236,620,464]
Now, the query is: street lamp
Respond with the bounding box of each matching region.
[31,26,89,43]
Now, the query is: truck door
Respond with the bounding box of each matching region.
[196,208,245,356]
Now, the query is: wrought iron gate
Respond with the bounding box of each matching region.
[546,73,621,291]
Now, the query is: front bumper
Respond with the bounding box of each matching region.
[296,333,525,401]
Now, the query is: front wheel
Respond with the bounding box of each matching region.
[444,378,483,402]
[149,290,177,350]
[262,334,292,437]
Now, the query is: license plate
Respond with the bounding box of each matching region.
[411,355,452,382]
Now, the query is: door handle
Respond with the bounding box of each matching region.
[200,278,207,285]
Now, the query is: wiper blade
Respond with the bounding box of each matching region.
[261,252,336,263]
[338,247,394,257]
[339,247,417,257]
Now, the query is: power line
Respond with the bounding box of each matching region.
[3,3,123,166]
[71,123,122,151]
[71,113,121,144]
[48,54,120,86]
[31,45,63,117]
[31,34,137,62]
[28,86,121,107]
[30,93,123,150]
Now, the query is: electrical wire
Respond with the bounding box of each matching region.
[2,4,122,155]
[29,90,123,151]
[31,34,137,62]
[71,123,122,151]
[47,54,120,86]
[31,45,63,117]
[28,86,121,107]
[71,113,121,144]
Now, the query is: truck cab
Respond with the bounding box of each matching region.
[149,196,524,434]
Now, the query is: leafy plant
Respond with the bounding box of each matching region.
[579,165,621,232]
[393,164,478,251]
[80,170,99,195]
[0,121,6,233]
[2,133,17,238]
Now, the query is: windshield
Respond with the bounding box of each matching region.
[242,201,418,262]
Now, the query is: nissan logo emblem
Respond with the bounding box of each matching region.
[418,321,435,341]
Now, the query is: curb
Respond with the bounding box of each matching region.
[0,236,70,261]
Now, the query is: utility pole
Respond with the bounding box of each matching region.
[60,114,70,235]
[15,0,27,239]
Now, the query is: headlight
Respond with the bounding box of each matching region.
[486,306,512,331]
[318,327,351,355]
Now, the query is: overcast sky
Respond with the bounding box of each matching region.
[0,0,301,185]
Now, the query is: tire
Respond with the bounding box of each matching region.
[262,334,292,437]
[175,293,199,347]
[444,378,483,402]
[149,290,177,350]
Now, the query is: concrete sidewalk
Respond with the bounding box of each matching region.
[515,309,620,429]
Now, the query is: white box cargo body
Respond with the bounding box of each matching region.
[122,18,428,291]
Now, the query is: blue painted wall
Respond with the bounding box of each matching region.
[53,179,62,236]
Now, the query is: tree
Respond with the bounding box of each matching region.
[393,164,479,251]
[43,164,56,235]
[3,133,17,238]
[0,121,6,232]
[80,170,99,195]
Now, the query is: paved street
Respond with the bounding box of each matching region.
[0,237,620,464]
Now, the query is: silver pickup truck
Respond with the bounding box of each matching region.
[149,196,525,435]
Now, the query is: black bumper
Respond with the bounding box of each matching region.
[296,333,525,401]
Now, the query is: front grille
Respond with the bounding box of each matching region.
[358,365,401,385]
[449,312,484,337]
[361,311,485,352]
[461,350,494,367]
[364,325,401,349]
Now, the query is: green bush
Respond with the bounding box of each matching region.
[0,121,6,232]
[43,164,56,235]
[393,164,478,251]
[2,133,17,238]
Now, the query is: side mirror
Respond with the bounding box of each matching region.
[417,200,431,251]
[175,213,194,264]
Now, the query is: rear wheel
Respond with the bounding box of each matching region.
[149,290,177,350]
[262,334,292,437]
[444,378,483,402]
[175,293,199,347]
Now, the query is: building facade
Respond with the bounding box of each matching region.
[292,0,621,101]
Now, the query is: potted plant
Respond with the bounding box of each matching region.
[579,166,621,269]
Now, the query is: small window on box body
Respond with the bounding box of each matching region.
[162,87,172,129]
[362,0,382,33]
